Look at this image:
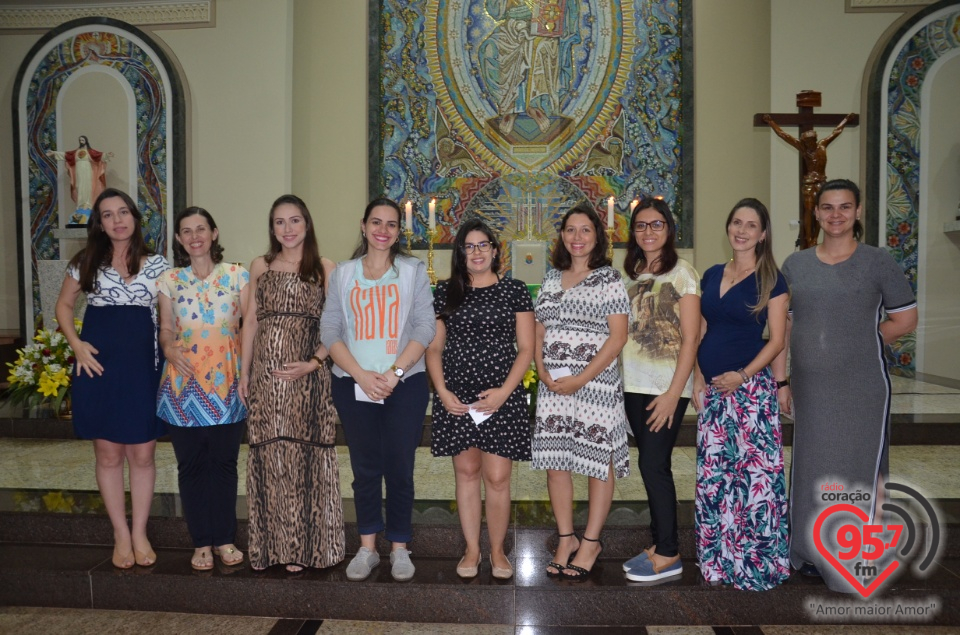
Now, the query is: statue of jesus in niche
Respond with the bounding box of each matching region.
[46,135,112,227]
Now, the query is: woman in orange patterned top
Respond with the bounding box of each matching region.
[157,206,249,571]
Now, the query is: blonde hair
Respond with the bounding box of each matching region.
[725,198,783,316]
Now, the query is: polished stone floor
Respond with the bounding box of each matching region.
[3,436,960,505]
[2,374,959,631]
[1,374,958,506]
[2,607,960,634]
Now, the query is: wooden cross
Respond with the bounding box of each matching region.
[755,90,858,249]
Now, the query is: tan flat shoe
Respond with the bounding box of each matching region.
[490,555,513,580]
[112,546,134,570]
[456,553,481,579]
[213,544,244,566]
[134,547,157,567]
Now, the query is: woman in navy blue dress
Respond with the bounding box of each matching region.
[55,188,169,569]
[692,198,790,591]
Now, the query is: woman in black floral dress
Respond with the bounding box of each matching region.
[426,219,534,580]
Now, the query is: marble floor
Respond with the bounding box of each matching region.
[2,607,959,634]
[0,375,958,506]
[2,375,960,632]
[3,438,960,505]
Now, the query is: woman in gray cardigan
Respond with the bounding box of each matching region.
[320,197,436,582]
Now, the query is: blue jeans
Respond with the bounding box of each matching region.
[332,373,428,543]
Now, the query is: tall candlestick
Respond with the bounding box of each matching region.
[607,197,615,228]
[404,200,413,229]
[630,199,639,213]
[428,199,436,231]
[426,228,438,284]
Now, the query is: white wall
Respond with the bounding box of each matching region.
[0,34,42,330]
[920,53,960,380]
[768,0,898,264]
[159,0,294,268]
[692,0,771,273]
[290,0,368,264]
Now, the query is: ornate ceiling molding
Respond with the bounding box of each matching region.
[846,0,937,13]
[0,1,214,31]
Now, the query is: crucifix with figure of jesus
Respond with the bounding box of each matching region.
[755,91,858,249]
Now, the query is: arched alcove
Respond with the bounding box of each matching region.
[865,0,960,376]
[12,17,187,337]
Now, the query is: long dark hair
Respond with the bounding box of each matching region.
[623,197,678,279]
[172,206,224,268]
[69,188,152,293]
[350,197,407,263]
[726,198,781,316]
[439,218,502,320]
[817,178,864,241]
[550,203,610,271]
[265,194,324,285]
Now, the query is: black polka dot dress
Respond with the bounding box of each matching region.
[431,277,534,461]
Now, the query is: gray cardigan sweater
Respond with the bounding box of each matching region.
[320,254,436,378]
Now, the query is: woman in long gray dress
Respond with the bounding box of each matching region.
[778,179,917,593]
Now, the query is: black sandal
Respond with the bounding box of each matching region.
[562,535,604,581]
[546,532,580,577]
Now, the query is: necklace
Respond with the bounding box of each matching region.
[725,261,755,284]
[362,256,391,279]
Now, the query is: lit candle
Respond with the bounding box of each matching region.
[630,198,639,212]
[607,197,615,228]
[428,198,436,231]
[404,201,413,229]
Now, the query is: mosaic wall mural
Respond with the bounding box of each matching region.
[883,7,960,374]
[21,23,170,320]
[371,0,688,267]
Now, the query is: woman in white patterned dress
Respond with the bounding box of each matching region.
[532,203,630,580]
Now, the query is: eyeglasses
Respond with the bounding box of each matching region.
[463,241,493,254]
[634,220,666,232]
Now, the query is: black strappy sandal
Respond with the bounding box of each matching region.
[562,535,604,581]
[546,532,580,577]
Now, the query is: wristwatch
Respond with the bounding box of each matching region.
[390,364,404,379]
[776,378,790,389]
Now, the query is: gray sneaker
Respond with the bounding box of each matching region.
[345,547,380,581]
[390,548,415,581]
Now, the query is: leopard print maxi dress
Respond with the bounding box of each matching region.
[246,270,345,570]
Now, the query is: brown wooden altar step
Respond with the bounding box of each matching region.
[4,412,960,446]
[2,512,959,626]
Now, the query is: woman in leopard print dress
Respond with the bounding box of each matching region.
[239,195,344,572]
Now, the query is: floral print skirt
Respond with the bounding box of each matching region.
[695,368,790,591]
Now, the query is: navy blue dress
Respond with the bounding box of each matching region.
[70,254,168,444]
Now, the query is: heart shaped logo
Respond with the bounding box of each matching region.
[813,503,900,598]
